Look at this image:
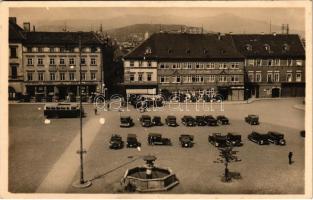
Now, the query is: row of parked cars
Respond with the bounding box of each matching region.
[120,114,260,128]
[120,115,233,128]
[109,130,286,149]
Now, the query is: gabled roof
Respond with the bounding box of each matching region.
[24,31,103,46]
[9,21,26,42]
[231,34,305,59]
[125,33,244,61]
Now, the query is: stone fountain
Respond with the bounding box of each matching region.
[121,155,179,192]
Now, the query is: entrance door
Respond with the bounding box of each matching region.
[218,87,229,101]
[272,88,280,98]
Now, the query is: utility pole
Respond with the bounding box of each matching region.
[72,34,92,188]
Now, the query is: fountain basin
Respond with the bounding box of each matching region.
[121,166,179,192]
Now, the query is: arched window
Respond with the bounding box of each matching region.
[145,47,152,54]
[283,44,290,51]
[186,49,191,54]
[245,44,252,51]
[264,44,271,51]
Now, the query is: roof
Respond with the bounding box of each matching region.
[24,31,103,46]
[125,33,244,61]
[231,34,305,59]
[9,21,26,42]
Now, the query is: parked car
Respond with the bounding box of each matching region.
[216,115,229,125]
[181,115,196,127]
[152,116,163,126]
[148,133,172,145]
[179,134,194,148]
[204,115,218,126]
[300,130,305,138]
[208,133,228,147]
[226,133,242,146]
[245,114,259,125]
[120,116,134,128]
[140,115,153,127]
[109,134,124,149]
[126,134,141,148]
[267,131,286,145]
[248,131,269,145]
[165,115,178,127]
[195,116,207,126]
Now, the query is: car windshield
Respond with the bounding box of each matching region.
[121,118,130,122]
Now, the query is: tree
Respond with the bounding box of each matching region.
[214,146,241,182]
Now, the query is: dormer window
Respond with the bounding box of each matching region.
[283,44,290,51]
[186,49,191,54]
[220,49,226,54]
[203,49,208,54]
[245,44,252,51]
[168,49,173,54]
[264,44,271,52]
[145,47,152,54]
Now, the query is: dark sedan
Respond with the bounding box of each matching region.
[216,115,229,125]
[181,115,196,127]
[204,115,218,126]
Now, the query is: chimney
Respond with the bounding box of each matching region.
[9,17,17,24]
[23,22,30,32]
[33,25,36,32]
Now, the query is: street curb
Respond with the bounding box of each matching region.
[293,104,305,111]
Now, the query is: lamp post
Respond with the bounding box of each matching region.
[72,34,92,188]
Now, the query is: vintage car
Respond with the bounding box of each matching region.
[195,116,207,126]
[216,115,230,125]
[152,116,163,126]
[181,115,196,127]
[226,132,242,146]
[148,133,172,145]
[204,115,218,126]
[126,134,141,148]
[140,115,153,127]
[267,131,286,145]
[300,130,305,138]
[248,131,269,145]
[179,134,194,148]
[245,114,259,125]
[109,134,124,149]
[165,115,178,127]
[120,116,134,128]
[208,133,228,147]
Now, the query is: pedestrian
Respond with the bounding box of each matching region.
[288,151,293,165]
[94,107,97,115]
[107,102,110,111]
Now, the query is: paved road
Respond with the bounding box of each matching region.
[9,98,305,194]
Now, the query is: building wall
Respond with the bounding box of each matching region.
[124,60,158,83]
[245,58,305,98]
[9,43,24,97]
[22,46,102,96]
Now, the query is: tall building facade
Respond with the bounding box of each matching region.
[232,34,305,98]
[9,17,25,100]
[124,33,245,101]
[22,31,103,101]
[8,19,104,101]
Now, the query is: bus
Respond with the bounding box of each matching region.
[43,103,84,118]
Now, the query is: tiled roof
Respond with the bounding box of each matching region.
[9,21,26,42]
[24,31,103,46]
[231,34,305,59]
[125,33,244,60]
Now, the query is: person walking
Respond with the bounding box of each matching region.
[288,151,293,165]
[94,107,97,115]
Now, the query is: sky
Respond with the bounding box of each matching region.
[9,7,305,33]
